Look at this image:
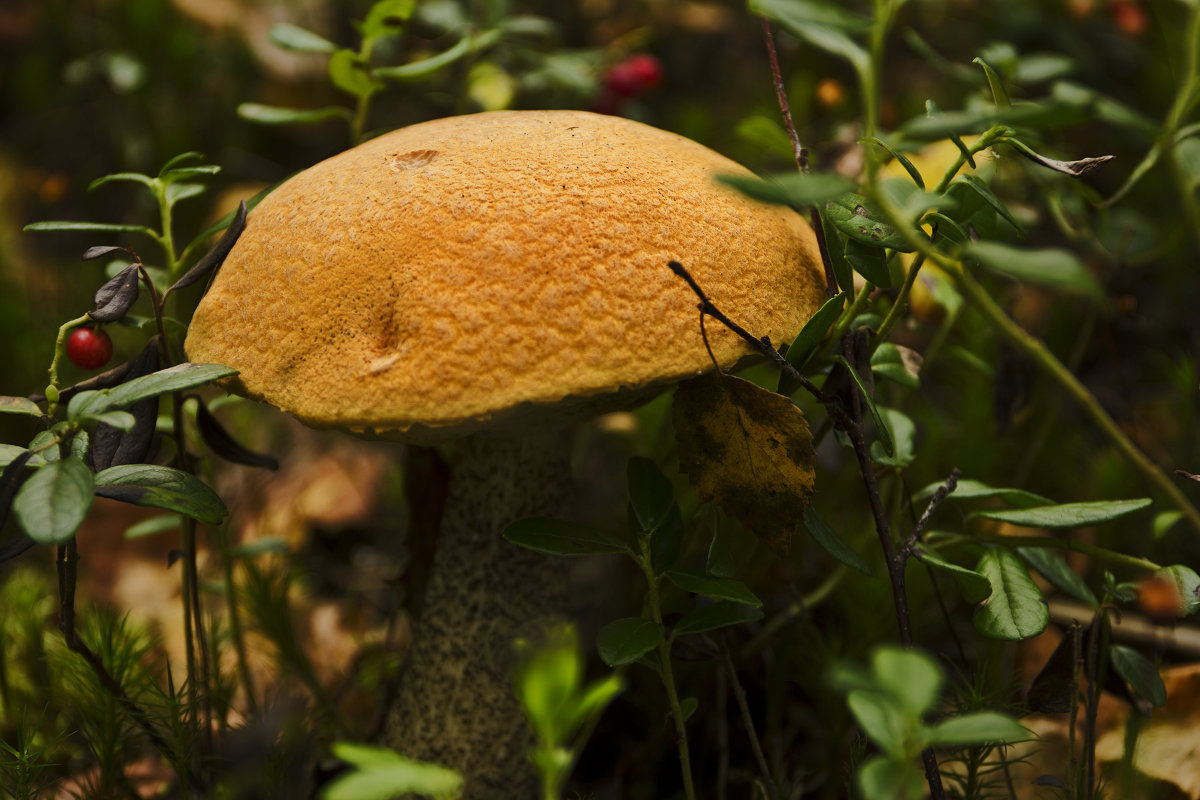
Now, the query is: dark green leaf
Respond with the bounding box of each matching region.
[503,517,629,556]
[914,478,1052,508]
[819,212,854,293]
[0,444,44,469]
[168,200,247,293]
[826,193,914,252]
[237,103,351,126]
[324,742,462,800]
[869,407,915,468]
[899,102,1088,140]
[13,456,94,544]
[664,567,761,607]
[124,514,182,539]
[717,172,857,208]
[782,292,844,377]
[68,363,238,419]
[871,343,921,388]
[674,602,763,636]
[596,618,664,666]
[1109,645,1166,708]
[833,355,893,456]
[628,457,674,532]
[93,465,228,525]
[973,498,1152,528]
[951,174,1025,235]
[803,508,871,575]
[23,221,157,237]
[649,504,685,575]
[973,547,1049,640]
[268,22,339,54]
[844,237,893,287]
[1018,547,1098,607]
[373,32,501,81]
[194,399,278,469]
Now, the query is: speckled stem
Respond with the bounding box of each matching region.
[385,431,572,797]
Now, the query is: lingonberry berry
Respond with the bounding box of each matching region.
[66,326,113,370]
[603,54,663,98]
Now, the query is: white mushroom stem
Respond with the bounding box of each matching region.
[385,430,573,797]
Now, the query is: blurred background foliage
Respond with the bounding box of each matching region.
[2,0,1199,797]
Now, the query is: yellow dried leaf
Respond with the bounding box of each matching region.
[673,373,815,553]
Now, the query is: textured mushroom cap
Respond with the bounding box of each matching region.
[185,110,825,442]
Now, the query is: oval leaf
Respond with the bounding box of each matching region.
[718,172,857,208]
[268,22,338,54]
[68,363,238,418]
[1109,645,1166,708]
[825,193,915,252]
[90,263,140,323]
[664,567,762,607]
[674,602,764,637]
[503,517,629,556]
[93,464,227,524]
[597,618,664,667]
[13,456,94,544]
[803,507,871,575]
[628,456,675,532]
[0,397,45,418]
[973,547,1049,640]
[1017,547,1098,607]
[237,103,351,126]
[973,498,1152,528]
[926,712,1028,746]
[964,241,1101,298]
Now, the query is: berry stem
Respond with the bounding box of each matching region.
[46,314,94,417]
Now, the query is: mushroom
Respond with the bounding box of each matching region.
[184,109,825,796]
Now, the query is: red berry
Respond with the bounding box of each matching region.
[66,326,113,370]
[603,54,663,98]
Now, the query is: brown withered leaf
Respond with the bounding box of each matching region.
[673,373,815,553]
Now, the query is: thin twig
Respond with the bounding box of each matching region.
[904,468,960,552]
[721,644,779,800]
[761,19,807,173]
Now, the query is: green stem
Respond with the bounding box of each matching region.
[637,547,695,800]
[875,251,926,342]
[46,314,95,416]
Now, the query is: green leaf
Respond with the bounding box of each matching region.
[819,212,854,293]
[373,32,501,82]
[1017,547,1098,607]
[914,478,1052,508]
[361,0,417,42]
[734,115,796,160]
[596,618,664,666]
[869,407,915,468]
[158,152,204,173]
[1109,645,1166,708]
[328,49,383,98]
[13,456,94,544]
[899,101,1088,140]
[825,193,915,252]
[93,465,228,525]
[68,363,237,419]
[664,567,761,607]
[872,647,941,717]
[237,103,352,126]
[950,174,1025,235]
[232,536,289,558]
[858,756,925,800]
[865,137,925,189]
[1152,565,1200,616]
[628,457,674,532]
[781,292,845,383]
[0,396,44,417]
[964,241,1100,298]
[833,356,893,456]
[79,410,136,431]
[846,691,909,755]
[926,712,1028,746]
[803,508,871,575]
[322,743,462,800]
[88,172,156,191]
[871,343,920,388]
[911,545,991,604]
[23,221,158,237]
[124,514,182,539]
[0,444,45,469]
[750,0,870,74]
[972,498,1152,528]
[973,57,1010,107]
[503,517,629,556]
[268,22,339,54]
[165,182,206,208]
[717,172,857,208]
[843,237,893,287]
[973,547,1049,640]
[673,601,764,636]
[648,504,685,575]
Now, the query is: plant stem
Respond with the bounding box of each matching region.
[46,314,94,416]
[637,547,696,800]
